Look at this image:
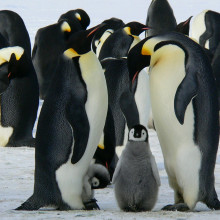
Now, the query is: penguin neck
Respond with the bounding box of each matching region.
[126,141,150,158]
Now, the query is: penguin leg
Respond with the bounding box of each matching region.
[15,195,43,211]
[84,199,100,210]
[204,188,220,210]
[162,203,189,212]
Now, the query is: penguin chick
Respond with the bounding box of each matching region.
[82,164,110,210]
[112,125,160,212]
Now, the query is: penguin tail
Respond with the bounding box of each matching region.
[15,195,43,211]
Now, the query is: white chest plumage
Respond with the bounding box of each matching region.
[55,51,108,209]
[191,10,209,49]
[149,45,201,207]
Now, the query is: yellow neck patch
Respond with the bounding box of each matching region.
[64,48,79,58]
[75,13,81,21]
[61,21,71,32]
[124,27,131,35]
[141,44,152,56]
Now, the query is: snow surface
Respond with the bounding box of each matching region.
[1,0,220,219]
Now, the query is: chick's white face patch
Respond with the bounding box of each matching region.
[129,128,147,142]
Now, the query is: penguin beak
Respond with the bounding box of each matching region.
[87,24,105,38]
[142,27,150,31]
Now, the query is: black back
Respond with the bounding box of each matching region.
[32,20,82,99]
[0,10,31,57]
[98,28,133,60]
[199,10,220,55]
[146,0,177,36]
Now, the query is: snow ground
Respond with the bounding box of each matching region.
[1,0,220,219]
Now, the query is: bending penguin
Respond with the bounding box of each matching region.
[0,10,31,57]
[127,32,220,211]
[98,22,149,60]
[0,45,39,147]
[16,25,108,210]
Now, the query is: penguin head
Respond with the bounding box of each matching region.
[64,24,104,58]
[0,46,25,94]
[123,22,150,37]
[58,9,90,30]
[175,16,192,36]
[89,164,110,189]
[128,124,148,142]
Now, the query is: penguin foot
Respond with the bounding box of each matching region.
[84,199,100,210]
[56,204,72,211]
[162,203,189,212]
[207,198,220,210]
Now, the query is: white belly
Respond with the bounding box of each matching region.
[191,10,209,49]
[0,105,13,147]
[56,51,108,209]
[149,49,201,206]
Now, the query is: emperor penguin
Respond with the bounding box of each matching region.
[98,22,149,60]
[127,32,220,211]
[99,57,150,160]
[0,46,39,147]
[0,10,31,57]
[113,124,160,212]
[16,25,108,210]
[92,17,124,57]
[191,10,220,55]
[32,9,90,99]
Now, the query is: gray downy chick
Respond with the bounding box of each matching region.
[82,163,110,210]
[112,124,160,212]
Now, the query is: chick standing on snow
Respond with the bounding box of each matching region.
[112,124,160,212]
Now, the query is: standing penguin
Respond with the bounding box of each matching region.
[32,9,90,99]
[191,10,220,55]
[0,10,31,57]
[113,124,160,212]
[0,46,39,147]
[127,32,220,211]
[98,22,149,60]
[92,17,124,57]
[16,25,108,210]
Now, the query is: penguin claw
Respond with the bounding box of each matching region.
[84,199,100,210]
[162,203,189,212]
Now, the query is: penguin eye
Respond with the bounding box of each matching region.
[92,177,100,188]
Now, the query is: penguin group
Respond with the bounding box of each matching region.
[0,0,220,213]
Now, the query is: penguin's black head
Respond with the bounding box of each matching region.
[90,165,110,189]
[127,37,152,84]
[0,46,25,94]
[128,124,148,142]
[124,22,150,36]
[175,16,192,36]
[58,9,90,30]
[64,24,104,57]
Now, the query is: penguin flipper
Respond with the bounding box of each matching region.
[174,71,198,124]
[119,90,139,129]
[150,155,161,186]
[66,102,90,164]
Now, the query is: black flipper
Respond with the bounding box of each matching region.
[174,70,198,125]
[66,102,90,164]
[119,90,139,129]
[84,199,100,210]
[15,195,43,211]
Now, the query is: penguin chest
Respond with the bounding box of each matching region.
[0,105,13,147]
[79,52,108,165]
[149,51,201,177]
